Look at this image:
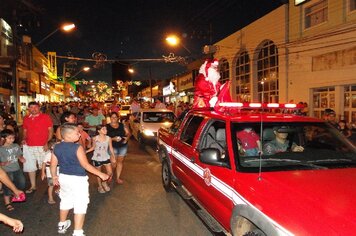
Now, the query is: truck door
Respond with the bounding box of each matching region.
[195,120,234,230]
[171,115,205,193]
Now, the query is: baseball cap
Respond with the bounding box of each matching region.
[273,126,290,133]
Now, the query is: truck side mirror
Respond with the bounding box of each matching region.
[199,148,229,168]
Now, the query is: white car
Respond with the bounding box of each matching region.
[129,108,175,146]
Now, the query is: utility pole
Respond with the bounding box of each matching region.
[62,62,67,101]
[149,67,152,101]
[11,8,19,123]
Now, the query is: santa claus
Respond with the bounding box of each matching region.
[192,59,222,108]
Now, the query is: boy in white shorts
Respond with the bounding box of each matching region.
[50,123,109,236]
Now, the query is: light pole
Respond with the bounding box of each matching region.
[35,23,75,47]
[64,66,90,101]
[67,66,90,81]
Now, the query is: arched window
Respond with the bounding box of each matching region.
[235,51,250,102]
[219,59,229,84]
[257,40,279,103]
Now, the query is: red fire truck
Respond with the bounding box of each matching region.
[157,102,356,236]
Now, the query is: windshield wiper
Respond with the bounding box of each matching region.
[307,159,356,165]
[244,158,327,169]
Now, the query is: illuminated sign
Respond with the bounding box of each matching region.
[295,0,310,6]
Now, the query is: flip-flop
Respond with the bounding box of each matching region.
[25,188,36,194]
[5,203,14,211]
[48,200,56,204]
[12,192,26,202]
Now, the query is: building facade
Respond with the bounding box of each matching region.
[0,18,60,122]
[213,0,356,122]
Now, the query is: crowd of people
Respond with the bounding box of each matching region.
[0,100,134,235]
[323,108,356,144]
[1,97,356,234]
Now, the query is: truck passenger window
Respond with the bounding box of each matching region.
[179,115,204,146]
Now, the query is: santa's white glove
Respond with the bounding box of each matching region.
[209,96,218,107]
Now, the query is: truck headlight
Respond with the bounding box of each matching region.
[143,129,155,136]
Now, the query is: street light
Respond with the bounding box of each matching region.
[64,66,90,101]
[67,66,90,81]
[165,34,191,54]
[35,23,76,46]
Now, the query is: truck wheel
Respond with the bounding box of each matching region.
[162,159,173,192]
[158,148,167,163]
[231,217,266,236]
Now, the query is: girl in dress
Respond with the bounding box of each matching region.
[86,125,115,193]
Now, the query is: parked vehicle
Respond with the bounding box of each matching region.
[129,108,175,146]
[119,105,131,120]
[157,102,356,235]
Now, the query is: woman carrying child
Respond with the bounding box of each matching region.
[86,125,115,193]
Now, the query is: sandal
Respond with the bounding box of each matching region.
[102,183,111,192]
[25,188,36,194]
[12,192,26,203]
[97,187,105,194]
[5,203,14,211]
[116,179,124,184]
[48,199,56,205]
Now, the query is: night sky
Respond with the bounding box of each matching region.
[5,0,284,83]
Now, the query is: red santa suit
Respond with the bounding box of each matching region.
[193,59,221,108]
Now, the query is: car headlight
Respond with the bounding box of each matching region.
[143,129,155,136]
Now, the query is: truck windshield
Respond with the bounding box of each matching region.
[232,122,356,171]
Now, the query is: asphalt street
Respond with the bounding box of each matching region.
[0,139,211,236]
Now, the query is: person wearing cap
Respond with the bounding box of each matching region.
[263,126,304,155]
[323,109,340,130]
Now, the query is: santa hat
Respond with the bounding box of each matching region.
[198,59,219,78]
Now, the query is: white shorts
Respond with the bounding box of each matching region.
[22,145,46,172]
[59,174,89,214]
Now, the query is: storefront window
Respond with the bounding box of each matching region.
[313,87,335,119]
[344,85,356,122]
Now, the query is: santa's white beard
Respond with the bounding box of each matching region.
[207,68,221,87]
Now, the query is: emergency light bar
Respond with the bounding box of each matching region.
[217,102,300,109]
